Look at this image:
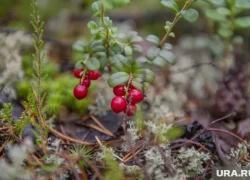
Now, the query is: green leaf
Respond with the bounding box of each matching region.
[162,43,173,50]
[131,78,149,91]
[103,17,113,27]
[134,69,155,83]
[92,45,105,52]
[147,47,161,60]
[205,9,226,22]
[124,46,133,56]
[72,40,86,52]
[132,44,143,53]
[135,57,148,66]
[164,21,173,32]
[235,0,250,9]
[159,50,176,64]
[92,1,101,16]
[161,0,179,13]
[108,72,129,87]
[169,32,175,37]
[218,28,232,38]
[153,56,167,67]
[130,36,143,43]
[103,0,130,10]
[146,35,160,44]
[112,54,130,72]
[85,58,100,70]
[180,9,199,23]
[210,0,225,5]
[87,21,98,30]
[234,16,250,29]
[75,61,85,70]
[90,40,103,48]
[217,7,231,16]
[111,43,122,53]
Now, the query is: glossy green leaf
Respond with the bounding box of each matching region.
[147,47,161,60]
[218,28,232,38]
[169,32,175,37]
[234,16,250,29]
[99,56,109,69]
[72,40,86,52]
[146,35,160,44]
[103,17,113,27]
[111,43,122,53]
[87,21,98,30]
[164,21,173,32]
[235,0,250,9]
[217,7,231,16]
[75,61,85,70]
[159,50,176,64]
[134,69,155,83]
[103,0,130,10]
[210,0,225,5]
[180,9,199,23]
[132,44,143,53]
[162,43,173,50]
[124,46,133,56]
[85,58,100,70]
[92,45,105,52]
[131,78,149,91]
[112,54,130,72]
[108,72,129,87]
[205,9,226,22]
[135,57,148,66]
[130,36,143,43]
[161,0,179,13]
[153,56,167,67]
[92,1,101,16]
[90,40,103,48]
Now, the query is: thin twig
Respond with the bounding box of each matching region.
[47,125,90,145]
[207,128,250,151]
[158,0,192,48]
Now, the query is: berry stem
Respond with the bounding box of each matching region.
[80,69,87,84]
[158,0,192,48]
[124,73,134,99]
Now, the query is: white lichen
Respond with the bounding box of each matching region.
[0,138,34,179]
[0,31,32,99]
[173,147,210,177]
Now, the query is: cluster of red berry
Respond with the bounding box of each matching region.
[73,69,101,99]
[111,84,144,116]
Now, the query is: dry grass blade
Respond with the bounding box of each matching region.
[90,115,114,137]
[84,123,113,137]
[48,126,91,145]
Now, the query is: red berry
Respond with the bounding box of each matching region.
[128,89,144,104]
[129,84,135,90]
[111,96,127,113]
[88,70,101,80]
[73,84,88,99]
[125,104,137,116]
[73,69,83,78]
[81,77,91,88]
[113,85,125,96]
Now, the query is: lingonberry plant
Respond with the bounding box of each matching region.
[73,0,199,116]
[204,0,250,69]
